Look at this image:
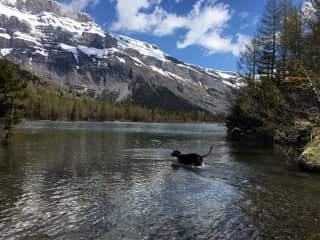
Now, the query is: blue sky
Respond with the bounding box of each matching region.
[57,1,273,71]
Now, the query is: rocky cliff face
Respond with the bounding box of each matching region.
[0,0,243,116]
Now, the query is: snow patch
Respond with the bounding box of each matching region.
[130,57,146,66]
[112,34,168,62]
[13,31,41,45]
[59,43,78,61]
[0,32,11,39]
[0,2,105,38]
[177,63,201,74]
[78,46,105,58]
[222,79,245,88]
[33,48,48,57]
[0,0,25,6]
[150,65,194,84]
[222,80,235,87]
[150,65,168,77]
[167,71,187,82]
[217,71,235,79]
[0,48,12,56]
[1,0,17,6]
[78,46,121,58]
[116,56,126,63]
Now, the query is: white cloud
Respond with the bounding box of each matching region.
[111,0,164,32]
[61,0,100,13]
[238,11,249,19]
[153,13,187,36]
[302,1,317,21]
[111,0,249,56]
[240,15,259,30]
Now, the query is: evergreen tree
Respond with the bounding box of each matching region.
[285,4,303,60]
[303,0,320,72]
[129,68,133,79]
[0,58,27,145]
[257,0,281,82]
[278,0,291,83]
[238,36,260,87]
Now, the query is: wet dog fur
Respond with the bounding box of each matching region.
[171,146,213,166]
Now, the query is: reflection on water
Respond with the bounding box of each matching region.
[0,121,320,239]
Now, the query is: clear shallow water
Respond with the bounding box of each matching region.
[0,121,320,240]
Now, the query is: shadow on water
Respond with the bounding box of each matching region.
[0,121,320,239]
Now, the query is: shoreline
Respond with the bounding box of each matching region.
[227,126,320,173]
[18,118,225,125]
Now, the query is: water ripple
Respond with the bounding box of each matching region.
[0,122,320,239]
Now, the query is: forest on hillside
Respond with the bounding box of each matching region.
[0,58,218,125]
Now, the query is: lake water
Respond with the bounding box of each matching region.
[1,121,320,240]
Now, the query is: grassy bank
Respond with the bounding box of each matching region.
[299,128,320,172]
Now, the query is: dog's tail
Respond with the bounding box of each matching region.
[201,145,213,158]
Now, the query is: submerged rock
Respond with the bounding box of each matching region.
[227,126,274,146]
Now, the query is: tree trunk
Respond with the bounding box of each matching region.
[2,100,15,146]
[302,67,320,105]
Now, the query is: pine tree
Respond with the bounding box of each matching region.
[257,0,281,82]
[278,0,290,83]
[303,0,320,72]
[286,5,303,60]
[0,59,27,145]
[238,36,260,87]
[129,68,133,79]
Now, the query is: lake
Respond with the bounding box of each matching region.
[0,121,320,239]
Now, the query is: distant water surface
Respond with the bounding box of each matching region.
[0,121,320,239]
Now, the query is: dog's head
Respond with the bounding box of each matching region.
[171,150,181,157]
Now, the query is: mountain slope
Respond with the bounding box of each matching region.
[0,0,242,116]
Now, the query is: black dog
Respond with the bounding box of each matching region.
[171,145,213,166]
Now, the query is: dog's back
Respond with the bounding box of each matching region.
[178,153,202,166]
[171,145,213,166]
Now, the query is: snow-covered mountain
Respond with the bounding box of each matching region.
[0,0,243,116]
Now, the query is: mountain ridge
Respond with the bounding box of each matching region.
[0,0,242,116]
